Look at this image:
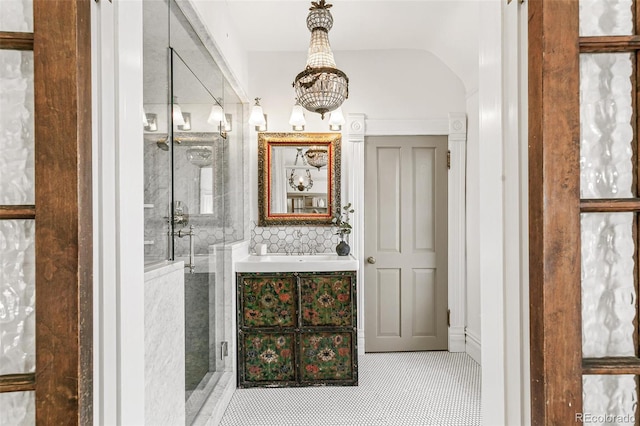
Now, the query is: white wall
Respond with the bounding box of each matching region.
[249,49,466,131]
[465,89,481,363]
[189,0,250,94]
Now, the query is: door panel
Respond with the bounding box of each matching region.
[412,269,436,337]
[376,147,401,253]
[413,147,435,252]
[376,268,401,337]
[365,135,447,352]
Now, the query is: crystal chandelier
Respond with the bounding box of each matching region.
[292,0,349,119]
[304,146,328,170]
[289,148,314,191]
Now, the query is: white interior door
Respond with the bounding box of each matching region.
[364,135,448,352]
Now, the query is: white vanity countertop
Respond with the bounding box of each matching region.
[235,254,358,273]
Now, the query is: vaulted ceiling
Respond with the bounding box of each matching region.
[223,0,480,92]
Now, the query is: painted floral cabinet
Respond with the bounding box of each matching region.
[237,271,357,387]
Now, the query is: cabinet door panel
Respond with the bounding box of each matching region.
[240,275,297,327]
[300,332,354,382]
[240,332,296,384]
[300,274,353,327]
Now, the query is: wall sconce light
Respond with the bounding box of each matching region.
[144,113,158,132]
[254,114,268,132]
[173,96,186,127]
[208,102,226,138]
[329,107,345,131]
[289,100,306,131]
[207,103,224,125]
[178,112,191,131]
[248,97,267,131]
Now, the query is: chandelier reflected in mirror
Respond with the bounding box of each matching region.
[289,147,314,191]
[304,146,328,170]
[293,0,349,119]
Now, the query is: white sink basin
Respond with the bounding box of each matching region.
[235,254,358,273]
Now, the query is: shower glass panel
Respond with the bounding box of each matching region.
[168,1,244,422]
[143,0,171,265]
[170,47,225,400]
[143,1,244,422]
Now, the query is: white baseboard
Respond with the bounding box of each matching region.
[358,329,365,356]
[465,329,481,364]
[449,326,465,352]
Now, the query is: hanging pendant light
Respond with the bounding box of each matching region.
[304,146,328,170]
[292,0,349,119]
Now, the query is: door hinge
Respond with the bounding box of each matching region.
[447,150,451,170]
[507,0,525,4]
[447,309,451,327]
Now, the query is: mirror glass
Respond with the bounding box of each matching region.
[258,133,341,226]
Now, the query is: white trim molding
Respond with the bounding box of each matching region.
[346,113,467,355]
[344,114,366,356]
[447,112,467,353]
[465,328,482,364]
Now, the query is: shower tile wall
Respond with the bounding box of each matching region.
[249,221,341,254]
[144,135,244,261]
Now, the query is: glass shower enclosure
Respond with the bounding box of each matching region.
[143,0,245,422]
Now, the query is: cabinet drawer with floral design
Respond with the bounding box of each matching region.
[237,271,357,388]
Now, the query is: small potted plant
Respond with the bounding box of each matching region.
[332,202,354,256]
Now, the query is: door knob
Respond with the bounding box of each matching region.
[367,256,376,264]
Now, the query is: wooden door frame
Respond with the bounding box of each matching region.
[0,0,93,423]
[528,0,584,423]
[343,114,467,355]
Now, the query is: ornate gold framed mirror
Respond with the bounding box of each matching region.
[258,132,341,226]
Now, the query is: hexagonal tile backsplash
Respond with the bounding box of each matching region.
[249,221,341,254]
